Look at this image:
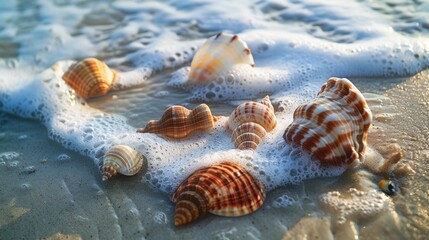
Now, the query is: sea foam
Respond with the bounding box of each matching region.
[0,0,428,195]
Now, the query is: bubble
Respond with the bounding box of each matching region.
[9,160,19,168]
[153,211,168,224]
[57,154,71,161]
[0,151,20,161]
[20,183,32,190]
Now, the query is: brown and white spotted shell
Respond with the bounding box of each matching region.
[283,77,372,166]
[137,104,219,139]
[171,162,265,226]
[62,58,117,98]
[102,145,145,181]
[226,96,277,150]
[188,32,254,84]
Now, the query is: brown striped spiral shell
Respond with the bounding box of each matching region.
[188,32,255,84]
[62,58,117,98]
[137,104,219,139]
[283,77,372,166]
[226,96,277,150]
[171,162,265,226]
[102,145,145,181]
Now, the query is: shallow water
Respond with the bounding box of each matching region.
[1,0,429,239]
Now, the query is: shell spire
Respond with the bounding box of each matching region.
[188,32,254,84]
[283,77,372,166]
[62,58,117,98]
[171,162,265,226]
[102,145,145,181]
[226,96,277,150]
[137,104,219,139]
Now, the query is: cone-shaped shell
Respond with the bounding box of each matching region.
[232,122,267,150]
[188,32,254,84]
[137,104,219,139]
[226,96,277,150]
[102,145,145,181]
[283,77,372,166]
[62,58,117,98]
[171,162,265,226]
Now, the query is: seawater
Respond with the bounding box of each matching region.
[0,0,428,239]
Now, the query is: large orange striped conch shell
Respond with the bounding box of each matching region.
[171,162,265,226]
[62,58,117,98]
[137,104,219,139]
[226,96,277,150]
[102,145,145,181]
[283,77,372,166]
[188,32,255,84]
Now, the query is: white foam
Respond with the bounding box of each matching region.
[0,0,428,195]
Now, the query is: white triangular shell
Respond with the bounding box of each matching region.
[102,145,145,181]
[283,78,372,166]
[188,32,254,84]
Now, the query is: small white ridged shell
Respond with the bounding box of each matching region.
[188,32,254,84]
[226,96,277,150]
[102,145,145,181]
[283,78,372,166]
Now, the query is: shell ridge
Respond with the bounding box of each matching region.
[283,78,372,166]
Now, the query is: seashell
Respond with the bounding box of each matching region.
[102,145,145,181]
[378,179,398,196]
[137,104,219,139]
[188,32,255,84]
[171,162,265,226]
[62,58,117,98]
[283,77,372,166]
[226,96,277,150]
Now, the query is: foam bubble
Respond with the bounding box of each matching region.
[1,0,429,198]
[320,188,391,225]
[272,194,296,208]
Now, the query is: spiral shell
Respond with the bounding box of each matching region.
[62,58,117,98]
[188,32,255,84]
[171,162,265,226]
[226,96,277,150]
[283,77,372,166]
[137,104,219,139]
[102,145,145,181]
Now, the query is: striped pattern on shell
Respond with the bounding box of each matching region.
[137,104,219,139]
[226,96,277,150]
[283,77,372,166]
[188,32,255,84]
[102,145,145,181]
[62,58,117,98]
[171,162,265,226]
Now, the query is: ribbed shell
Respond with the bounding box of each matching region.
[62,58,117,98]
[188,32,255,84]
[283,77,372,166]
[102,145,145,181]
[137,104,219,139]
[226,96,277,150]
[171,162,265,226]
